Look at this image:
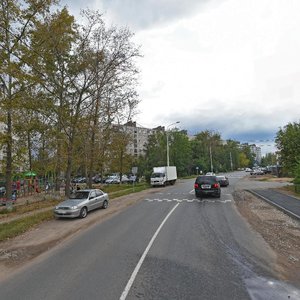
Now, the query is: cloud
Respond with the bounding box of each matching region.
[93,0,215,30]
[59,0,300,157]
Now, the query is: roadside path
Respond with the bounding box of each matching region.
[249,189,300,221]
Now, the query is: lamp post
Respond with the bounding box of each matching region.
[166,121,180,166]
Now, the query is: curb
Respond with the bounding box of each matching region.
[247,189,300,221]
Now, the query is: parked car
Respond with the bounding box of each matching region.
[250,168,264,175]
[92,175,103,184]
[120,174,130,183]
[0,186,5,197]
[128,175,137,183]
[105,175,120,184]
[71,176,86,183]
[53,189,109,219]
[216,175,229,187]
[245,168,252,172]
[194,175,221,198]
[206,172,216,176]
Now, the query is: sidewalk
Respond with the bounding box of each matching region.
[249,188,300,221]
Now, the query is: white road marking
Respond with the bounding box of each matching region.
[144,198,232,203]
[119,203,180,300]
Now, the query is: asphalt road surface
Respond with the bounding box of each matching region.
[0,172,299,300]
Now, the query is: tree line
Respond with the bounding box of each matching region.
[0,0,141,198]
[137,121,300,182]
[136,129,257,180]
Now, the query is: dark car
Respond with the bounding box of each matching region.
[216,175,229,187]
[194,175,221,198]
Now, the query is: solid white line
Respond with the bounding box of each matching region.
[119,203,180,300]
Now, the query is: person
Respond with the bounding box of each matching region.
[45,182,50,193]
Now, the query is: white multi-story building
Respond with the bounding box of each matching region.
[121,121,163,157]
[250,144,262,165]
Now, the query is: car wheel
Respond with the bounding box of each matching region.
[216,193,221,198]
[102,200,108,209]
[79,207,88,218]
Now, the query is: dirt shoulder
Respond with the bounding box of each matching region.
[234,177,300,287]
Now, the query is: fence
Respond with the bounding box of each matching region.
[0,178,65,203]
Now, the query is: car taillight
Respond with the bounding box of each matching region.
[212,183,219,188]
[194,183,199,188]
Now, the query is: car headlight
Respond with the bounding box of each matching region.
[55,206,59,210]
[71,206,78,210]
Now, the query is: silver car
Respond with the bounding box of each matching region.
[54,189,109,219]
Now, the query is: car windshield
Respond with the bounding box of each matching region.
[70,191,89,199]
[217,176,226,180]
[151,173,164,178]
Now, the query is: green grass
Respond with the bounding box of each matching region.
[0,183,151,241]
[0,210,53,241]
[0,199,61,219]
[281,184,300,196]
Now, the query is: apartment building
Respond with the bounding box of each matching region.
[249,144,262,165]
[122,121,163,157]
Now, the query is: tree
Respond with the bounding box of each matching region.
[276,121,300,175]
[190,130,223,174]
[106,126,133,180]
[168,130,191,176]
[0,0,57,199]
[261,153,277,167]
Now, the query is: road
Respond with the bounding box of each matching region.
[0,172,299,299]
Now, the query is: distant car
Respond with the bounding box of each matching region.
[194,175,221,198]
[0,186,5,197]
[71,176,86,183]
[128,175,137,183]
[216,175,229,187]
[245,168,252,172]
[0,187,6,204]
[120,175,130,183]
[206,172,216,176]
[54,189,109,219]
[105,175,120,184]
[250,169,264,175]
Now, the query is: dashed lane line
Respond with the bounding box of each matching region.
[145,198,232,203]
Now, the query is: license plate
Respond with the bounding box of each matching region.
[201,184,211,189]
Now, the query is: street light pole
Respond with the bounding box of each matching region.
[166,121,180,166]
[210,144,213,172]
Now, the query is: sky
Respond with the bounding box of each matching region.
[61,0,300,154]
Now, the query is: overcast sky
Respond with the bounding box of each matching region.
[62,0,300,154]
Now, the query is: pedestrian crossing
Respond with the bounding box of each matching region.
[144,198,232,203]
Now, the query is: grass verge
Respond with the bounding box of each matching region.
[0,183,151,242]
[0,210,53,242]
[0,199,61,219]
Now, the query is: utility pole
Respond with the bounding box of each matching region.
[230,152,233,171]
[210,144,213,172]
[166,121,180,166]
